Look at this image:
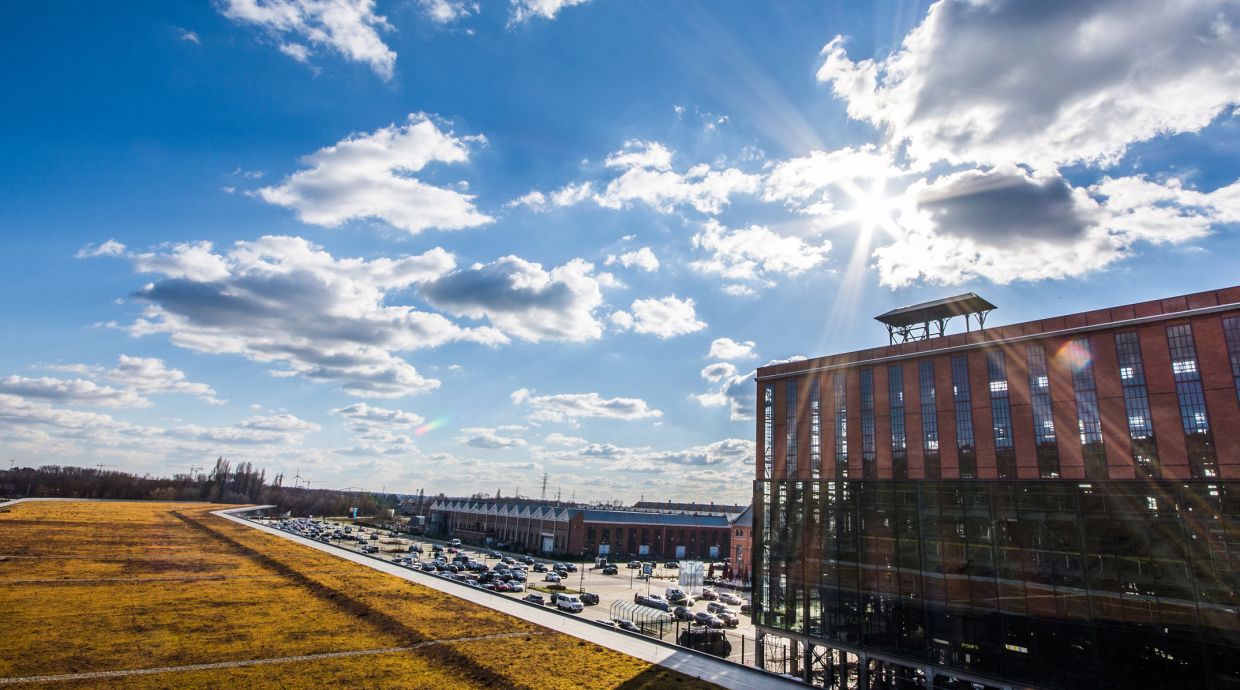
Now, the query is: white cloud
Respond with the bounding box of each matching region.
[762,146,902,216]
[610,295,706,339]
[220,0,396,79]
[329,402,425,431]
[707,338,756,360]
[278,42,311,63]
[458,426,528,449]
[419,256,606,342]
[177,27,201,44]
[0,376,149,409]
[46,355,224,406]
[690,220,832,286]
[508,0,590,25]
[816,0,1240,169]
[514,140,760,216]
[419,0,477,24]
[604,247,660,272]
[543,432,586,446]
[511,388,662,423]
[75,239,127,258]
[871,166,1232,287]
[94,235,505,398]
[258,114,492,235]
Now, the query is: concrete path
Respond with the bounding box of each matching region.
[215,507,800,690]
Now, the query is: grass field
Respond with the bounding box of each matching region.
[0,501,720,689]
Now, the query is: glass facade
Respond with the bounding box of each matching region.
[834,373,848,479]
[1166,324,1218,478]
[754,479,1240,690]
[919,361,941,479]
[786,379,798,478]
[889,365,908,480]
[763,383,774,480]
[810,378,822,479]
[951,355,977,478]
[1027,344,1060,478]
[861,369,877,478]
[1225,316,1240,405]
[1066,338,1107,479]
[987,351,1016,478]
[1115,332,1159,477]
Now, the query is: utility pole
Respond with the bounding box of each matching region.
[540,473,548,501]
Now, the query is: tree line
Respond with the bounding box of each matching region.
[0,458,395,517]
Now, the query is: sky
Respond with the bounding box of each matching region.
[1,0,1238,504]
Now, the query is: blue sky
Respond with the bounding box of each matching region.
[2,0,1238,503]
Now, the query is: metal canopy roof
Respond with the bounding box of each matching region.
[875,293,997,328]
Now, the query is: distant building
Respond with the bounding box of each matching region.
[753,287,1240,689]
[429,497,750,561]
[729,504,753,583]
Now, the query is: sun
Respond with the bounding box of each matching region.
[840,176,901,238]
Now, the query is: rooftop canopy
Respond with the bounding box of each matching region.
[875,293,996,344]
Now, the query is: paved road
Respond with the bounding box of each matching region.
[222,508,798,690]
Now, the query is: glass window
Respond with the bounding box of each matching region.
[1166,324,1218,478]
[860,369,876,478]
[1065,338,1107,479]
[987,351,1016,478]
[834,373,848,479]
[810,378,821,479]
[951,355,977,478]
[786,380,798,477]
[1224,316,1240,405]
[763,384,774,480]
[1115,332,1160,477]
[1027,344,1060,478]
[889,365,907,479]
[919,361,940,479]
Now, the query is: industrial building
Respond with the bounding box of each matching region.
[429,498,749,562]
[753,286,1240,689]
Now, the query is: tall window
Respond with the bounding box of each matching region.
[1224,316,1240,405]
[1065,338,1107,478]
[1027,344,1060,478]
[1115,332,1159,477]
[951,355,977,478]
[834,373,848,479]
[785,380,798,477]
[919,361,940,479]
[1167,324,1218,477]
[860,369,876,478]
[809,379,821,479]
[762,384,774,480]
[987,351,1016,478]
[889,365,907,479]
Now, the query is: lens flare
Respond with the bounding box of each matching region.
[1056,341,1092,374]
[414,416,449,436]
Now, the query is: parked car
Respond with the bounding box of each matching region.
[596,619,616,628]
[601,565,619,575]
[533,563,548,572]
[718,592,743,606]
[634,593,670,611]
[520,556,535,565]
[522,593,545,605]
[579,592,600,605]
[706,601,730,615]
[672,606,694,621]
[740,601,752,614]
[627,560,642,569]
[698,587,719,601]
[488,551,502,559]
[665,588,692,605]
[449,539,462,547]
[664,561,679,569]
[715,610,740,627]
[509,582,525,592]
[544,572,562,583]
[553,593,584,613]
[693,612,723,628]
[615,619,641,634]
[564,563,578,573]
[678,627,732,658]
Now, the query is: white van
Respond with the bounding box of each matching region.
[449,538,462,547]
[553,593,584,613]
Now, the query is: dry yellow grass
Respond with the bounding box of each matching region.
[0,501,720,689]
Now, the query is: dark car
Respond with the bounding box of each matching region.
[579,592,600,606]
[664,561,678,569]
[601,565,619,575]
[564,563,578,573]
[678,627,732,658]
[532,563,548,572]
[627,560,642,569]
[411,545,424,553]
[616,619,641,634]
[521,556,535,565]
[672,606,693,621]
[522,593,545,605]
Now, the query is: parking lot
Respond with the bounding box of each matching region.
[262,517,759,665]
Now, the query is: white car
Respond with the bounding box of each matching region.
[544,572,562,583]
[508,582,526,592]
[719,592,743,605]
[553,593,583,613]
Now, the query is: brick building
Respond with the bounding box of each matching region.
[429,498,746,561]
[753,286,1240,689]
